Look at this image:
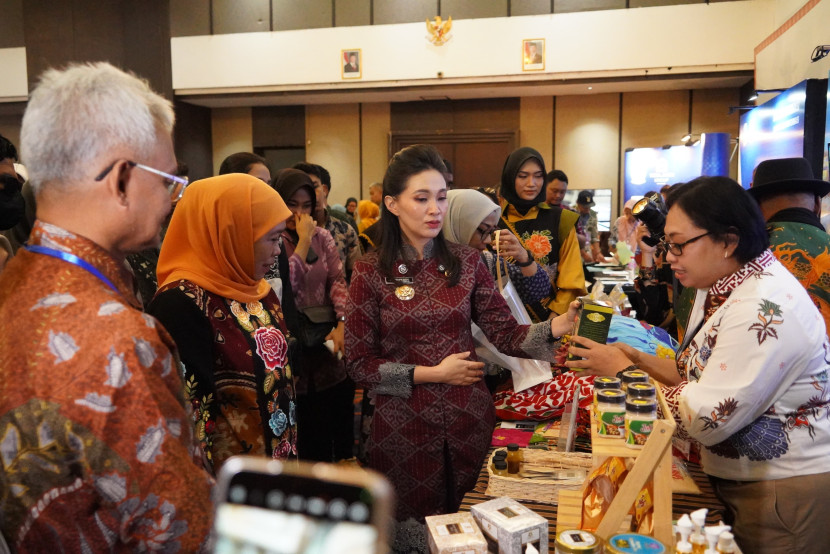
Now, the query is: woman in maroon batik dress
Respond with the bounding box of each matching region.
[345,145,578,542]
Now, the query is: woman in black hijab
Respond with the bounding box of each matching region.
[497,147,585,321]
[270,169,355,463]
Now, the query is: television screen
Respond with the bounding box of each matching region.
[739,79,828,187]
[623,145,702,202]
[623,133,730,202]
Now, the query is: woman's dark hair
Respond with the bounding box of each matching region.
[666,176,768,264]
[218,152,268,176]
[271,168,317,215]
[0,134,18,162]
[346,197,358,206]
[500,147,547,214]
[378,144,460,286]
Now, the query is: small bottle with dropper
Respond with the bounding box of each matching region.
[675,513,693,554]
[690,508,708,554]
[716,531,736,554]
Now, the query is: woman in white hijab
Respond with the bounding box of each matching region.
[443,188,551,311]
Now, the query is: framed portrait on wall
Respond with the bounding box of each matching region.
[522,39,544,71]
[342,49,362,79]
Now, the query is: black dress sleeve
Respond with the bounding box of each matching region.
[148,287,216,389]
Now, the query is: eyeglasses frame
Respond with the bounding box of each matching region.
[95,159,189,201]
[660,231,712,256]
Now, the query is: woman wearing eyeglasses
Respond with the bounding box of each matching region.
[442,188,551,309]
[148,174,297,471]
[568,176,830,554]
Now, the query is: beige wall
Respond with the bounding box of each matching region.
[208,89,740,219]
[555,93,620,205]
[360,102,391,199]
[211,107,253,175]
[519,96,554,167]
[306,104,361,207]
[755,0,830,89]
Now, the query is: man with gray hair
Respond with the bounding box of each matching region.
[0,62,213,550]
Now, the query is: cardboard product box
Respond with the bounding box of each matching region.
[568,299,614,362]
[470,497,548,554]
[425,512,488,554]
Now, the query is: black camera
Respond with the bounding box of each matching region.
[632,193,666,247]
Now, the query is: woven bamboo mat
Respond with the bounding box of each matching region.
[459,446,727,545]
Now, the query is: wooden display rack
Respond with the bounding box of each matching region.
[556,381,676,546]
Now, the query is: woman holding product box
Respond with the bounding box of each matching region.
[345,144,578,551]
[566,176,830,554]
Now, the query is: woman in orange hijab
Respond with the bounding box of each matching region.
[148,174,295,472]
[357,199,380,233]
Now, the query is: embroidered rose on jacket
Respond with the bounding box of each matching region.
[253,327,288,370]
[269,409,288,437]
[274,438,295,460]
[523,231,553,263]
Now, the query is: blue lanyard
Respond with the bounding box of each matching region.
[24,244,121,295]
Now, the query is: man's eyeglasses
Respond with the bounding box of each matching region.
[95,160,189,202]
[659,232,712,256]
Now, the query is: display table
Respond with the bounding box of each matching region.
[458,443,727,545]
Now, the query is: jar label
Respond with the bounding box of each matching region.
[557,529,597,547]
[625,418,654,446]
[598,410,625,438]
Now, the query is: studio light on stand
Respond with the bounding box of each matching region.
[811,45,830,63]
[748,88,787,104]
[680,133,699,146]
[632,194,666,247]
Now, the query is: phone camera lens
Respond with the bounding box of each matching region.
[229,484,246,504]
[348,502,370,523]
[328,499,348,519]
[287,494,305,512]
[266,490,285,509]
[307,497,326,516]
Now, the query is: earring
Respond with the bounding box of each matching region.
[723,251,728,259]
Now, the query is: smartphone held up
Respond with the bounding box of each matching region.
[213,456,395,554]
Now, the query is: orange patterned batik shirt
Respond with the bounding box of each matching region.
[0,221,214,552]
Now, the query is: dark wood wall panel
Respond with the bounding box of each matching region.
[124,0,172,99]
[72,0,125,64]
[274,0,332,30]
[252,106,306,148]
[510,0,551,16]
[22,0,172,99]
[391,98,519,131]
[452,98,519,130]
[373,0,437,25]
[173,100,213,181]
[23,1,85,87]
[0,0,25,48]
[170,0,210,37]
[630,0,701,6]
[171,0,742,34]
[335,0,371,27]
[440,0,507,19]
[212,0,270,34]
[553,0,625,13]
